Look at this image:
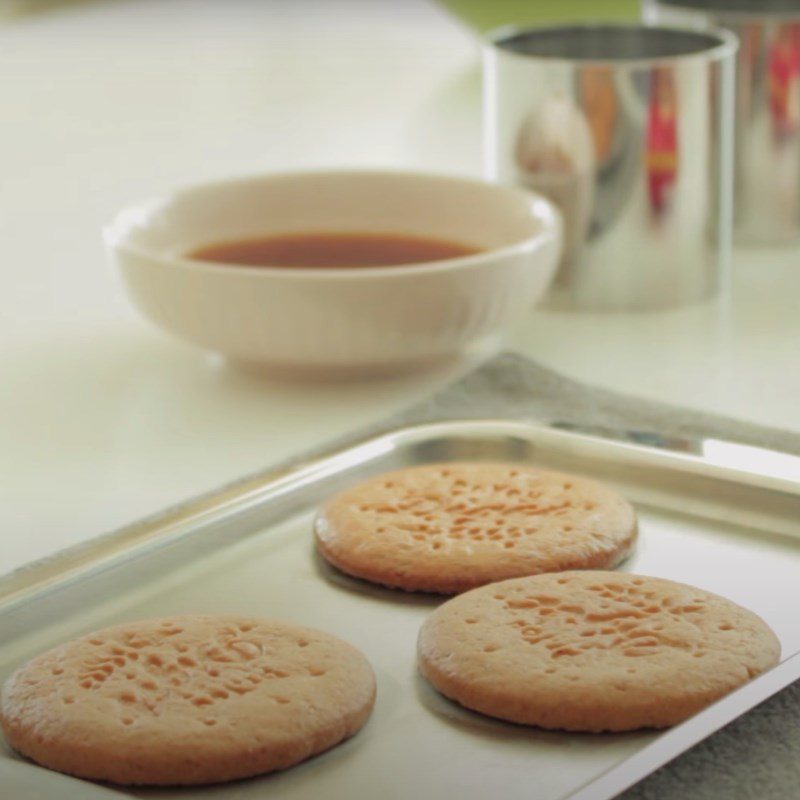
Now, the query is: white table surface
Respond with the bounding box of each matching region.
[2,0,799,576]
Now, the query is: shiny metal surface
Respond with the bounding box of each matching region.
[647,0,800,244]
[2,418,800,800]
[484,24,737,310]
[572,645,800,799]
[3,417,800,623]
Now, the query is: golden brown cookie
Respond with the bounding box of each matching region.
[418,571,780,731]
[315,462,637,593]
[0,616,376,785]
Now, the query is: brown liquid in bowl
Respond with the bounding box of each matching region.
[188,232,481,268]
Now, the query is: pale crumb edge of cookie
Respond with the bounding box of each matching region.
[315,525,637,595]
[416,651,769,732]
[0,695,376,786]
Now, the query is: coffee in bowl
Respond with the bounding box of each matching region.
[106,170,562,370]
[189,232,482,269]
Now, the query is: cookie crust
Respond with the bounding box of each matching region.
[315,462,637,593]
[1,615,376,785]
[418,571,780,731]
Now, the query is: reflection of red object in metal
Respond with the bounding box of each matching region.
[646,70,678,216]
[768,25,800,139]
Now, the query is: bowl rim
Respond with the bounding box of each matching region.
[104,168,562,280]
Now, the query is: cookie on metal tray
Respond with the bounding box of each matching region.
[315,462,637,594]
[418,571,780,731]
[1,615,376,785]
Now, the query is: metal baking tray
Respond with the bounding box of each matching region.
[3,419,800,800]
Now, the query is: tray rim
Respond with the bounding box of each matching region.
[4,416,800,617]
[570,649,800,799]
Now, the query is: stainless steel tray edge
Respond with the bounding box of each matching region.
[571,650,800,800]
[4,418,800,620]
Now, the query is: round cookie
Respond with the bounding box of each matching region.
[315,462,637,594]
[418,571,780,731]
[1,616,376,785]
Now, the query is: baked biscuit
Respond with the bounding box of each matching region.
[1,615,376,785]
[418,571,780,731]
[315,462,636,593]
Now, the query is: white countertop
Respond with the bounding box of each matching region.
[2,0,799,575]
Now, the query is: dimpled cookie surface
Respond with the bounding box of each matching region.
[0,616,376,785]
[418,571,780,731]
[315,462,637,593]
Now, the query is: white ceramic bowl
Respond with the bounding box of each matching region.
[106,170,562,371]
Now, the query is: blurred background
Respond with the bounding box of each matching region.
[442,0,638,28]
[2,0,799,573]
[2,0,641,23]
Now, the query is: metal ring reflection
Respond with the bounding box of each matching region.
[485,23,738,310]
